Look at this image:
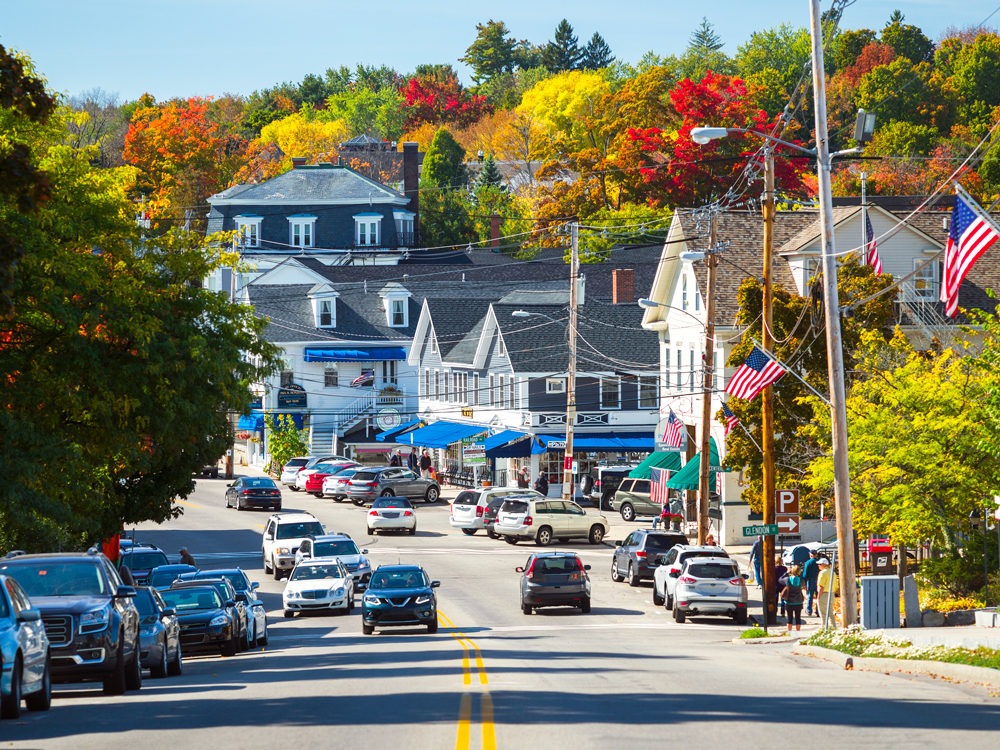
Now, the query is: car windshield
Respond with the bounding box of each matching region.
[645,535,685,550]
[290,564,344,581]
[310,464,340,474]
[332,467,356,476]
[195,572,247,592]
[502,500,529,514]
[244,478,276,488]
[454,491,477,506]
[134,589,157,616]
[149,568,190,587]
[121,551,169,570]
[276,521,324,539]
[314,541,360,557]
[687,563,738,579]
[285,459,307,469]
[353,471,380,481]
[368,570,428,589]
[373,498,411,509]
[161,587,223,612]
[680,551,726,563]
[1,562,107,598]
[535,557,581,573]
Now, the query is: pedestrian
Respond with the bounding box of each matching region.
[817,558,838,630]
[652,504,669,530]
[533,472,549,496]
[407,447,418,472]
[179,547,196,567]
[802,550,820,616]
[779,563,806,632]
[774,554,788,618]
[419,449,432,479]
[517,466,530,489]
[389,451,401,467]
[706,534,717,547]
[749,537,763,589]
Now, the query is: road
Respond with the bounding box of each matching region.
[6,475,1000,749]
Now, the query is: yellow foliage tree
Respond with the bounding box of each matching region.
[517,70,611,143]
[258,113,349,169]
[399,122,446,153]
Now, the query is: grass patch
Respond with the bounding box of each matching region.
[802,626,1000,670]
[740,626,783,639]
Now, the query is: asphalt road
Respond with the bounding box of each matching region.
[6,475,1000,749]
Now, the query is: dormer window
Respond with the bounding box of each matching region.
[235,216,262,248]
[319,300,333,327]
[308,284,338,328]
[287,215,317,248]
[390,298,406,326]
[354,213,381,246]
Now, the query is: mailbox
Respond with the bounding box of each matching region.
[868,537,894,574]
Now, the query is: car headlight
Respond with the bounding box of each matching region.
[363,594,380,605]
[357,559,370,569]
[139,626,157,636]
[276,547,290,555]
[330,587,345,597]
[285,590,299,600]
[415,595,432,605]
[209,615,229,626]
[80,606,111,632]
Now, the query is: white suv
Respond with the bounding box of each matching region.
[450,488,543,535]
[495,497,609,546]
[652,545,729,609]
[261,512,325,580]
[280,457,309,490]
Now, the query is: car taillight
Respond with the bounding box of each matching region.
[476,506,484,517]
[595,480,601,488]
[366,482,378,487]
[576,558,585,571]
[369,510,377,516]
[525,560,535,579]
[403,510,412,516]
[729,578,744,585]
[636,550,646,558]
[524,516,533,526]
[680,576,696,584]
[242,490,251,495]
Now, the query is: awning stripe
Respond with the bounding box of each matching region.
[393,421,488,449]
[303,347,406,362]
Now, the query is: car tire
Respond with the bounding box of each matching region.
[601,492,614,511]
[125,648,142,691]
[103,639,128,696]
[275,503,281,511]
[283,610,294,619]
[666,593,673,610]
[425,487,439,503]
[289,486,299,492]
[627,561,640,587]
[352,499,364,506]
[256,620,268,647]
[504,536,517,545]
[212,469,219,479]
[25,658,51,712]
[225,495,230,508]
[427,620,438,634]
[409,527,416,536]
[272,559,282,580]
[734,610,748,625]
[535,527,552,547]
[611,557,623,582]
[236,495,243,511]
[673,604,685,623]
[0,655,22,719]
[380,490,394,498]
[362,623,374,635]
[151,638,169,678]
[167,645,183,676]
[652,586,664,606]
[589,525,605,544]
[620,503,636,522]
[367,527,374,536]
[580,597,591,614]
[242,621,253,651]
[486,529,498,539]
[521,602,532,615]
[461,528,477,536]
[222,636,237,657]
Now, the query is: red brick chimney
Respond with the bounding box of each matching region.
[490,215,501,251]
[612,269,635,304]
[291,157,307,169]
[402,142,420,243]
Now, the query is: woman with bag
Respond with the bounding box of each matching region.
[779,563,806,632]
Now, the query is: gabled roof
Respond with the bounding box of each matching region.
[777,207,859,255]
[208,165,407,206]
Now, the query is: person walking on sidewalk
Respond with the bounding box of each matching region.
[419,450,432,479]
[408,447,418,472]
[774,555,788,618]
[802,550,820,616]
[749,537,763,589]
[817,558,838,630]
[779,563,806,632]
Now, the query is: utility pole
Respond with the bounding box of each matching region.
[761,146,777,625]
[563,223,579,502]
[697,213,718,545]
[810,0,858,626]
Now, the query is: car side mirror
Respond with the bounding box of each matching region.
[615,540,623,547]
[19,608,41,622]
[430,581,441,588]
[251,581,260,590]
[668,571,680,579]
[235,593,248,602]
[742,574,749,580]
[226,483,232,487]
[264,534,273,540]
[162,607,176,617]
[656,555,668,565]
[583,565,591,571]
[515,566,524,573]
[361,549,369,555]
[226,600,236,608]
[115,585,137,598]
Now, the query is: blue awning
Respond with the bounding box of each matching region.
[484,430,547,458]
[537,432,655,453]
[375,418,422,442]
[394,421,489,449]
[238,411,263,431]
[303,347,406,362]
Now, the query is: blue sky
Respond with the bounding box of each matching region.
[0,0,989,103]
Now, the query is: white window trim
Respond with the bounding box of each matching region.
[287,215,317,248]
[313,297,336,328]
[913,256,938,299]
[600,377,621,410]
[393,209,415,241]
[546,378,566,394]
[353,213,382,246]
[324,364,338,388]
[472,373,480,406]
[681,274,688,310]
[388,297,408,327]
[235,216,262,248]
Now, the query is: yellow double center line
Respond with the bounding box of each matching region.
[438,611,495,750]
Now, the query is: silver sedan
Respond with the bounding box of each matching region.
[367,497,417,536]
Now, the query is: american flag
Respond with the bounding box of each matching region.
[660,410,683,448]
[721,403,740,437]
[865,213,883,275]
[727,346,787,401]
[941,191,1000,317]
[650,466,671,505]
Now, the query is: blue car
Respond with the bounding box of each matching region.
[0,574,51,719]
[361,565,440,635]
[148,564,198,591]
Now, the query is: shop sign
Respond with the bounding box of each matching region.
[277,383,307,408]
[461,408,473,418]
[462,443,486,464]
[547,440,566,449]
[376,407,401,431]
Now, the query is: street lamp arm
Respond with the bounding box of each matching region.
[637,298,707,329]
[690,126,816,157]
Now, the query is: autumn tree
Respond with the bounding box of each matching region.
[400,75,492,130]
[257,112,348,167]
[831,28,878,70]
[880,11,934,64]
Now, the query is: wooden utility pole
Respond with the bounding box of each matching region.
[563,223,579,502]
[810,0,858,625]
[761,148,777,625]
[697,213,718,545]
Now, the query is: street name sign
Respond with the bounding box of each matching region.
[743,524,779,536]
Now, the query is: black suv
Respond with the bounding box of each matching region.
[611,529,688,586]
[0,550,141,695]
[118,545,169,586]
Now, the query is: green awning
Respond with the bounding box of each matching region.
[628,451,683,480]
[664,438,723,490]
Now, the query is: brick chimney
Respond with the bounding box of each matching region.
[291,157,307,169]
[402,142,420,242]
[490,215,501,251]
[612,269,635,304]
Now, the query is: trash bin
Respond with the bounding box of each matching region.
[860,575,900,629]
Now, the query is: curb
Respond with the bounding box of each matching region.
[733,635,802,645]
[793,644,1000,687]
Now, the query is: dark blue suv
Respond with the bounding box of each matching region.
[361,565,439,635]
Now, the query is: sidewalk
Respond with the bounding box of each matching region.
[868,626,1000,650]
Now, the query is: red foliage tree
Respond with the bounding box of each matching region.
[840,43,897,87]
[400,75,493,130]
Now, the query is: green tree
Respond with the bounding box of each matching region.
[689,16,724,53]
[420,189,476,248]
[323,85,405,141]
[679,18,736,81]
[950,32,1000,135]
[866,120,939,157]
[831,28,878,71]
[461,20,520,84]
[581,33,614,70]
[880,12,934,63]
[263,415,309,474]
[542,19,583,73]
[474,153,504,190]
[735,24,812,103]
[422,127,468,189]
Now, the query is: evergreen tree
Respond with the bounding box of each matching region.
[422,128,467,189]
[689,17,724,55]
[680,18,735,81]
[475,154,505,191]
[461,20,519,84]
[880,12,934,63]
[542,19,583,73]
[582,33,615,69]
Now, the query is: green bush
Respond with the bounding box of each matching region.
[917,532,998,599]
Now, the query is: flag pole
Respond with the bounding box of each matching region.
[861,173,867,265]
[750,338,832,406]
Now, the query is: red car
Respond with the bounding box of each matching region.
[304,462,358,496]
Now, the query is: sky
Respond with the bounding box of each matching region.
[1,0,993,103]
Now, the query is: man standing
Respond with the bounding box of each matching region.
[419,449,432,479]
[179,547,196,567]
[817,558,838,630]
[517,466,530,489]
[802,550,820,616]
[389,451,401,467]
[748,536,763,589]
[407,447,418,472]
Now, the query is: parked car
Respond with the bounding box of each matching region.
[169,578,250,651]
[304,455,351,470]
[118,545,169,586]
[516,552,591,615]
[148,564,198,591]
[178,569,268,647]
[671,556,749,624]
[283,558,354,617]
[653,545,730,610]
[322,467,359,502]
[225,476,282,511]
[280,457,310,490]
[0,574,51,719]
[200,460,222,479]
[303,462,357,496]
[294,535,371,590]
[347,467,440,505]
[450,488,543,535]
[483,496,509,539]
[0,550,141,695]
[781,535,839,565]
[362,565,439,635]
[611,530,688,587]
[368,497,417,535]
[261,512,326,580]
[159,586,237,656]
[133,586,182,678]
[495,497,609,546]
[611,478,659,521]
[586,466,639,510]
